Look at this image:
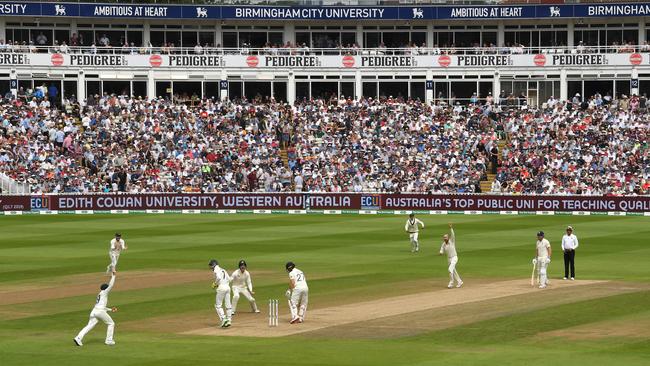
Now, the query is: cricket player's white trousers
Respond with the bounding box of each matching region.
[107,252,120,272]
[215,288,232,322]
[290,287,309,321]
[409,232,419,252]
[232,287,258,313]
[77,309,114,342]
[537,256,549,286]
[447,256,462,285]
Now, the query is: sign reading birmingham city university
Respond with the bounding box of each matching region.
[3,194,648,213]
[1,53,648,70]
[2,2,650,20]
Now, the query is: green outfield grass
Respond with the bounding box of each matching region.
[0,213,649,366]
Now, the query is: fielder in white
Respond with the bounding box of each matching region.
[231,259,260,315]
[74,272,118,346]
[209,259,232,328]
[106,233,127,274]
[534,231,552,289]
[405,213,425,253]
[440,223,463,288]
[286,261,308,324]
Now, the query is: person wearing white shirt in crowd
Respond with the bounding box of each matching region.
[440,223,463,288]
[74,272,118,346]
[404,213,425,253]
[561,226,579,280]
[534,231,552,288]
[286,261,308,324]
[230,260,260,315]
[106,232,127,274]
[210,259,232,328]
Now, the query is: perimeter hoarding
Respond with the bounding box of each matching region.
[2,194,648,213]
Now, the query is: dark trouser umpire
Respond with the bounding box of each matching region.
[563,249,575,279]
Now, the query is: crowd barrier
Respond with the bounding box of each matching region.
[2,193,649,215]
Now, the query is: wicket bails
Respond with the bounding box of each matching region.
[268,299,279,327]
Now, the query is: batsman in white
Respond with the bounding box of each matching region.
[230,259,260,315]
[439,223,463,288]
[74,272,118,346]
[405,213,425,253]
[209,259,232,328]
[286,261,308,324]
[534,231,552,288]
[106,232,127,274]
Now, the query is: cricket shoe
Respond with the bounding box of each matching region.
[231,311,236,316]
[105,341,115,346]
[254,309,261,313]
[539,285,547,289]
[571,277,575,281]
[290,317,300,324]
[220,320,228,328]
[73,337,83,346]
[447,283,454,289]
[298,318,304,323]
[563,277,568,280]
[456,281,464,288]
[223,320,232,328]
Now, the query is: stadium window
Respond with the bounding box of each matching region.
[165,31,181,47]
[342,33,356,47]
[199,32,215,47]
[182,31,198,47]
[103,80,131,97]
[615,80,631,98]
[365,32,380,48]
[455,31,480,47]
[223,33,237,48]
[435,82,449,99]
[340,82,354,99]
[273,81,287,103]
[54,30,70,45]
[362,82,377,98]
[296,82,310,100]
[132,81,147,99]
[86,80,100,99]
[127,31,143,47]
[410,82,425,101]
[155,81,171,99]
[229,82,243,100]
[310,81,338,100]
[483,32,497,46]
[150,31,165,47]
[269,32,283,47]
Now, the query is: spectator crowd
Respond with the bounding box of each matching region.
[0,91,648,195]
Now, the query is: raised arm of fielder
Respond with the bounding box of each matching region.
[105,273,116,293]
[449,223,455,243]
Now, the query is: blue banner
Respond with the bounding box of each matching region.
[1,2,650,20]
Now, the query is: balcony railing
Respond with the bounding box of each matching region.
[2,44,647,56]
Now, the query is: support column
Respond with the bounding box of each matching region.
[356,25,363,48]
[70,21,78,39]
[425,69,433,104]
[560,68,568,101]
[147,69,156,100]
[355,69,362,99]
[215,24,222,47]
[77,70,86,105]
[426,22,434,47]
[0,19,6,45]
[497,21,504,46]
[287,71,296,104]
[493,72,501,101]
[567,21,574,47]
[284,23,295,46]
[639,19,646,45]
[143,22,150,46]
[220,69,228,101]
[632,68,639,96]
[10,69,17,98]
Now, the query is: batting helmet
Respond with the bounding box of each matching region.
[238,259,247,268]
[208,259,218,268]
[285,261,295,272]
[537,231,544,237]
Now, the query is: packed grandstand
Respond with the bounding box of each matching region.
[0,92,647,195]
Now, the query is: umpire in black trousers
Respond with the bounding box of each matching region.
[561,226,579,280]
